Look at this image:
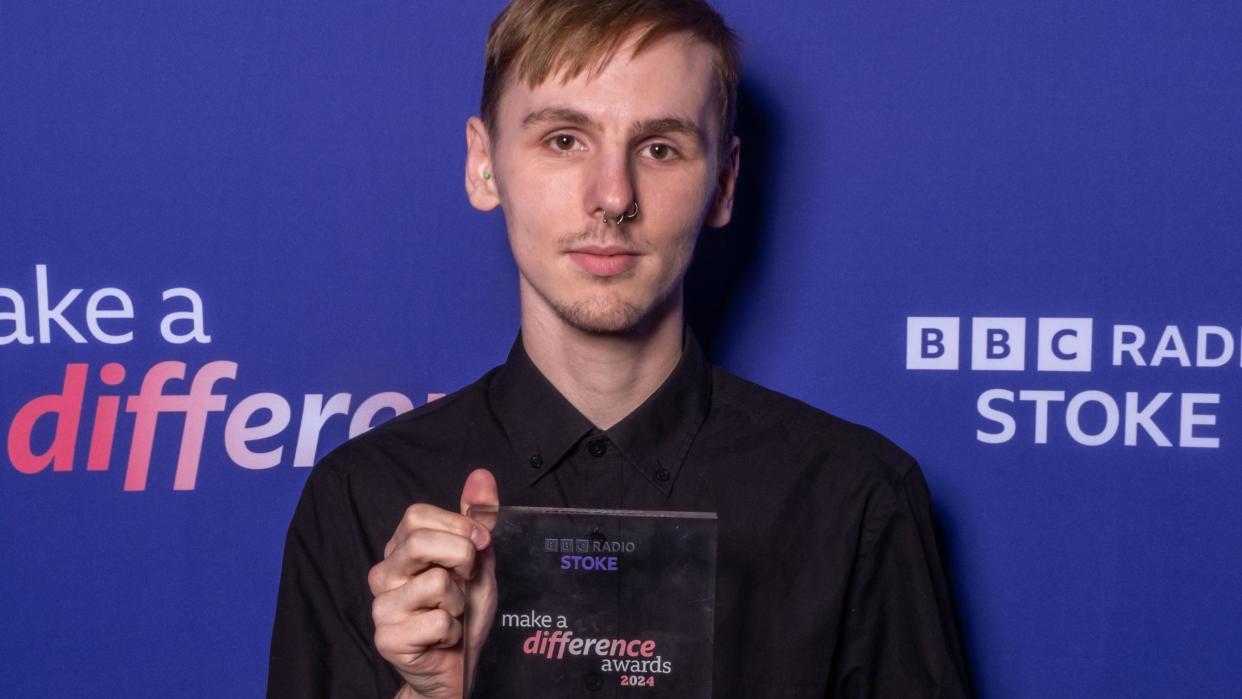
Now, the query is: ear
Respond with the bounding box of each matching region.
[465,116,501,212]
[705,134,740,228]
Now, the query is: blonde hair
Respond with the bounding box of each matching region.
[481,0,741,155]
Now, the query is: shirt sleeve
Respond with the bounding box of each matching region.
[828,460,973,698]
[267,462,403,698]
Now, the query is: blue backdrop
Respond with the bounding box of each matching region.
[3,1,1240,696]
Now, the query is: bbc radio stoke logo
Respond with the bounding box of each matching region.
[905,317,1234,449]
[907,317,1093,372]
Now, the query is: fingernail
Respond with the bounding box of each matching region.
[470,525,486,548]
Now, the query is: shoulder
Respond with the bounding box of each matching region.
[305,366,502,502]
[710,366,918,490]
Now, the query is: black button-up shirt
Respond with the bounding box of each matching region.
[268,332,972,697]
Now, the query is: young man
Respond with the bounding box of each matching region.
[269,1,971,697]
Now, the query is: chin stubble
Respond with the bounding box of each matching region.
[551,296,647,334]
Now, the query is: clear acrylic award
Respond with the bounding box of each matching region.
[465,506,716,697]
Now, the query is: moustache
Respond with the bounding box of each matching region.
[555,226,646,253]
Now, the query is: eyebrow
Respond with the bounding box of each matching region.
[521,106,705,142]
[633,117,704,142]
[521,107,596,129]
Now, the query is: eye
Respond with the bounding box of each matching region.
[548,133,582,152]
[642,142,679,161]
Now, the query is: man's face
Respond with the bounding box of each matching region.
[467,31,739,334]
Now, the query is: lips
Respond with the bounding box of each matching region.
[567,246,640,277]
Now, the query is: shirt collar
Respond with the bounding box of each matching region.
[488,328,713,498]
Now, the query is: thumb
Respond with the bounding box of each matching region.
[460,468,500,545]
[461,469,500,683]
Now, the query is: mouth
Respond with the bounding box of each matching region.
[566,245,641,277]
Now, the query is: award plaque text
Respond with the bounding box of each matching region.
[467,506,716,697]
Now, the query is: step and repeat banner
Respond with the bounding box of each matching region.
[3,1,1239,696]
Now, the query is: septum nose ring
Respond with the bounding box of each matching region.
[602,201,639,226]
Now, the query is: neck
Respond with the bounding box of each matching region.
[519,288,685,430]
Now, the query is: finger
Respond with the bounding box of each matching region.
[372,566,467,624]
[369,529,477,594]
[464,542,498,653]
[460,469,500,549]
[384,503,478,559]
[374,608,463,655]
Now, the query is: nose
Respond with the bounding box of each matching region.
[586,149,636,224]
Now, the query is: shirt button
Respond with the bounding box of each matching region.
[528,454,544,469]
[586,439,607,457]
[654,468,671,482]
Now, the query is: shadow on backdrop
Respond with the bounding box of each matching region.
[933,504,979,696]
[686,79,775,360]
[686,78,978,694]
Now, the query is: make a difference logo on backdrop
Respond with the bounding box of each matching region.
[906,317,1234,449]
[2,265,432,492]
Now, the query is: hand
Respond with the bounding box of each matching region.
[369,469,500,699]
